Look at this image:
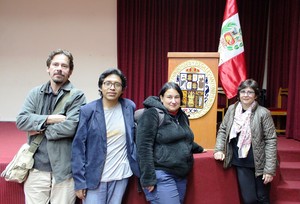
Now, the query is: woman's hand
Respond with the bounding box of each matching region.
[76,189,86,200]
[262,174,273,184]
[214,151,225,161]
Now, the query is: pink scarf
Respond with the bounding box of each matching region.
[229,101,256,158]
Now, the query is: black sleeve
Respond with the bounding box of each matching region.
[192,142,204,153]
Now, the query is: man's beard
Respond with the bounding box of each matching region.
[52,78,64,84]
[52,73,66,85]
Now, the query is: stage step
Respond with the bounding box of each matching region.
[274,201,300,204]
[280,162,300,181]
[274,137,300,203]
[275,178,300,202]
[278,150,300,162]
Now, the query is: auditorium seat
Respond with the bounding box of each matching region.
[217,87,228,123]
[268,87,288,134]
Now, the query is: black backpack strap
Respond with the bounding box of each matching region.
[154,108,164,127]
[134,108,145,122]
[134,107,164,127]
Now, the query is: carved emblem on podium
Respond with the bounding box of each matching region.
[169,60,216,119]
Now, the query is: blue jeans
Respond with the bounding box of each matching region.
[83,178,129,204]
[143,170,187,204]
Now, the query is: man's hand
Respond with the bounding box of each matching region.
[144,186,155,192]
[28,131,43,136]
[46,114,66,124]
[76,189,86,200]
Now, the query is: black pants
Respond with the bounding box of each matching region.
[235,166,271,204]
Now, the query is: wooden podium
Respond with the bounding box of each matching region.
[168,52,219,149]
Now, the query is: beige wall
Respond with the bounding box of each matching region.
[0,0,117,121]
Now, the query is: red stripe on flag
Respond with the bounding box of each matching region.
[218,0,247,99]
[223,0,238,20]
[219,53,247,99]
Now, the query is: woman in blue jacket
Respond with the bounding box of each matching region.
[72,68,139,204]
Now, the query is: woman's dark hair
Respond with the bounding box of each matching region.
[46,49,74,70]
[237,79,260,101]
[159,82,184,105]
[98,68,127,96]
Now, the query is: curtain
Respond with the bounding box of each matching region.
[238,0,269,88]
[267,0,300,140]
[267,0,291,108]
[117,0,270,109]
[285,0,300,140]
[117,0,224,108]
[117,0,172,108]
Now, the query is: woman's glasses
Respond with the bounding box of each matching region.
[240,90,255,96]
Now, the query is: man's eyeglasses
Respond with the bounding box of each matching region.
[103,81,122,89]
[240,90,255,96]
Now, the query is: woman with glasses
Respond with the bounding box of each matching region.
[214,79,277,204]
[71,68,139,204]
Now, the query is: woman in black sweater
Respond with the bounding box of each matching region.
[136,82,204,204]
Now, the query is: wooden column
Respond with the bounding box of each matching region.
[168,52,219,149]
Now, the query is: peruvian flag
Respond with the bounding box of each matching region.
[218,0,247,99]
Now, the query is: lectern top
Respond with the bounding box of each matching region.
[167,52,219,58]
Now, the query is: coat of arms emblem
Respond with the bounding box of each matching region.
[169,60,217,119]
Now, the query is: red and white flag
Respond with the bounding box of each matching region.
[218,0,247,99]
